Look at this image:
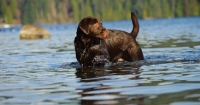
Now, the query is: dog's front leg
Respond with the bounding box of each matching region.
[80,44,109,67]
[79,45,100,67]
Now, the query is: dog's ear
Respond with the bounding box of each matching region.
[79,17,99,35]
[78,17,93,35]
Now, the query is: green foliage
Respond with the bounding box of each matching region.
[175,0,183,17]
[0,0,7,12]
[9,0,17,18]
[162,0,171,18]
[84,0,93,17]
[42,1,49,19]
[0,0,7,20]
[0,0,14,24]
[70,0,80,22]
[22,0,38,24]
[0,0,200,24]
[5,6,13,24]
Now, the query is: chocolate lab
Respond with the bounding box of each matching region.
[74,12,144,67]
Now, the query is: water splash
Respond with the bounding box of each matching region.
[60,50,200,68]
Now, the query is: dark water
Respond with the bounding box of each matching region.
[0,17,200,105]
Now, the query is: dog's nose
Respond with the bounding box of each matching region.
[100,55,110,63]
[92,55,109,64]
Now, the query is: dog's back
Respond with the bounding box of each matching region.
[104,12,144,62]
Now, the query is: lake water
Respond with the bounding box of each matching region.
[0,17,200,105]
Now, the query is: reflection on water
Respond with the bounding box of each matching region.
[0,17,200,105]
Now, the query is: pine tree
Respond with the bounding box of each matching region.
[190,0,199,16]
[175,0,183,17]
[5,6,13,24]
[10,0,17,18]
[70,0,80,22]
[162,0,171,18]
[183,0,190,16]
[85,0,93,17]
[22,0,38,24]
[0,0,7,23]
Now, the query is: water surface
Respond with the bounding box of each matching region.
[0,17,200,105]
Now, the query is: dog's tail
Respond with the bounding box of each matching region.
[130,12,139,39]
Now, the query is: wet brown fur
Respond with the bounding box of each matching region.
[74,12,144,67]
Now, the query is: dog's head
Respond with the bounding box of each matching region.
[78,17,109,39]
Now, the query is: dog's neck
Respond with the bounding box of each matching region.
[77,27,100,48]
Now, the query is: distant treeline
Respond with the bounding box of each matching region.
[0,0,200,25]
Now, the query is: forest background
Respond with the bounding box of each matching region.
[0,0,200,25]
